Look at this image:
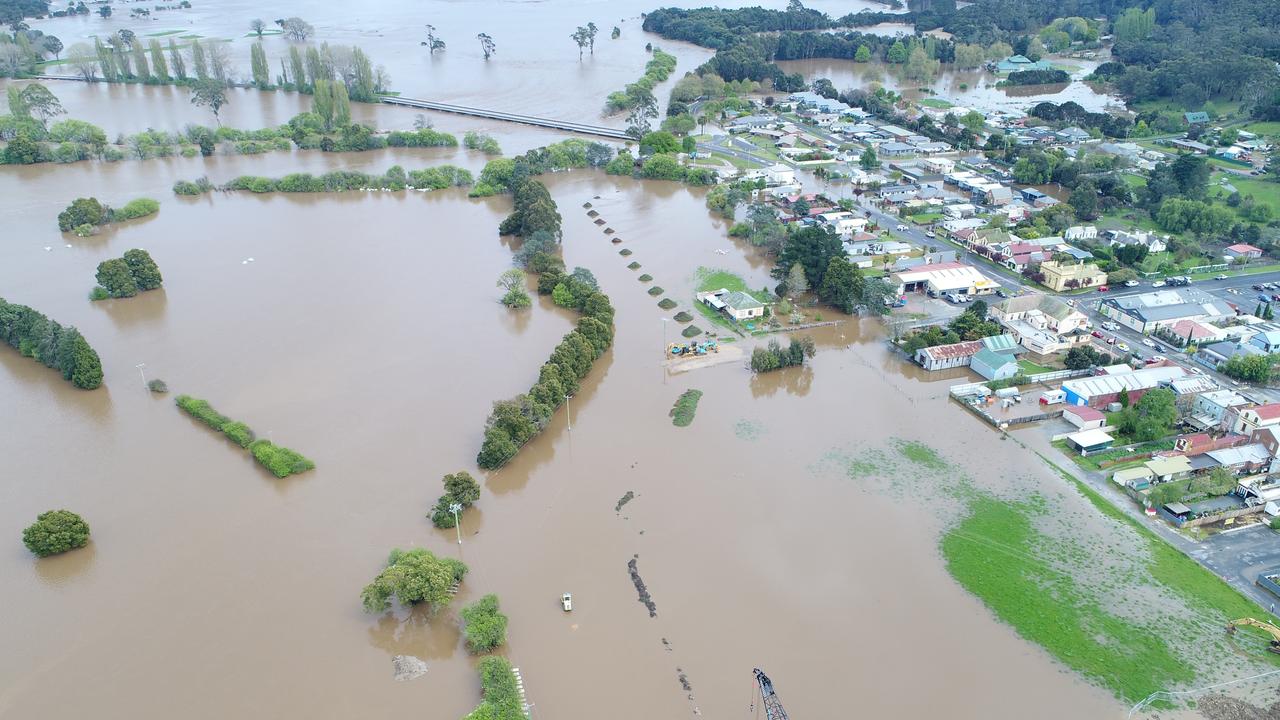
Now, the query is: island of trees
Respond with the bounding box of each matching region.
[0,298,103,389]
[92,248,163,300]
[22,509,90,557]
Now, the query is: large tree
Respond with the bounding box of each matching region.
[360,548,468,613]
[22,510,90,557]
[775,225,842,289]
[190,79,228,125]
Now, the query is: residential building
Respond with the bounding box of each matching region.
[728,114,776,131]
[1098,288,1235,333]
[1064,225,1098,242]
[764,164,796,186]
[1061,365,1188,408]
[1063,405,1106,430]
[1205,443,1273,475]
[922,157,955,174]
[879,185,919,203]
[1056,127,1092,143]
[879,142,917,157]
[1105,229,1168,254]
[1189,389,1251,431]
[878,125,913,140]
[995,54,1054,73]
[942,203,976,219]
[1146,454,1193,483]
[1229,403,1280,436]
[1167,318,1229,346]
[1040,260,1107,292]
[1225,243,1264,260]
[1170,139,1211,154]
[915,340,983,370]
[989,294,1089,354]
[698,289,767,321]
[1184,111,1210,125]
[890,262,1000,296]
[817,211,865,237]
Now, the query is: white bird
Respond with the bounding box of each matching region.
[64,244,71,248]
[247,257,255,263]
[44,246,52,251]
[242,260,248,265]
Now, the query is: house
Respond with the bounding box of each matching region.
[879,142,917,157]
[890,262,1000,296]
[971,347,1019,381]
[1061,365,1188,408]
[1063,405,1106,430]
[923,157,955,174]
[1189,389,1251,431]
[1098,288,1235,333]
[1184,111,1210,126]
[880,185,919,203]
[995,54,1054,73]
[1105,229,1168,254]
[764,164,796,186]
[1229,403,1280,436]
[1066,428,1114,455]
[728,114,776,131]
[915,340,983,370]
[698,289,767,321]
[1113,465,1155,491]
[965,228,1012,250]
[1167,375,1221,412]
[1224,243,1264,260]
[1248,328,1280,354]
[1205,444,1273,475]
[986,186,1014,206]
[942,203,976,219]
[1059,245,1095,261]
[818,211,865,237]
[1056,127,1092,143]
[1040,260,1107,292]
[989,294,1089,354]
[1064,225,1098,242]
[878,125,913,140]
[1168,318,1229,346]
[1146,454,1193,483]
[944,219,987,238]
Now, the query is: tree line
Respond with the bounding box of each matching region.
[0,297,103,389]
[476,180,616,470]
[471,138,615,196]
[603,48,676,139]
[56,196,160,235]
[212,164,473,194]
[750,336,816,372]
[175,394,315,478]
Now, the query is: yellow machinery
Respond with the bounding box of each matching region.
[1226,618,1280,654]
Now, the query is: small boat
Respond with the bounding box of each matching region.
[561,593,573,612]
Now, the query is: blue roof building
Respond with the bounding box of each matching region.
[995,55,1054,73]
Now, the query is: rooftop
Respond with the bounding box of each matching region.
[723,291,764,311]
[921,340,983,360]
[1226,243,1263,254]
[1068,428,1114,447]
[1065,405,1105,421]
[1102,288,1234,324]
[1062,366,1188,399]
[1146,455,1193,476]
[1250,403,1280,421]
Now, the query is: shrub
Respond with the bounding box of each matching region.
[222,421,255,448]
[670,389,702,427]
[463,131,502,155]
[385,128,458,148]
[88,287,110,301]
[22,510,90,557]
[103,147,125,162]
[57,197,109,232]
[658,298,677,309]
[620,248,633,256]
[465,656,524,719]
[175,394,233,431]
[460,594,509,653]
[429,471,481,528]
[638,273,653,281]
[750,337,816,372]
[681,324,702,337]
[173,177,213,195]
[627,262,641,270]
[361,548,468,613]
[95,258,139,298]
[112,198,160,222]
[248,440,315,478]
[147,379,168,393]
[123,249,163,290]
[648,286,664,296]
[674,311,693,322]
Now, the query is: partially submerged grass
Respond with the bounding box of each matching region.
[897,440,948,471]
[658,298,677,310]
[627,262,641,270]
[681,324,701,337]
[694,267,747,293]
[648,286,664,296]
[673,311,692,322]
[670,389,702,427]
[620,248,633,256]
[733,419,765,441]
[638,274,653,282]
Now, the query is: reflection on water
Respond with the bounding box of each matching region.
[749,363,814,397]
[366,604,462,662]
[94,287,169,330]
[33,541,98,588]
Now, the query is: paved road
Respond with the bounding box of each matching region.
[1190,524,1280,616]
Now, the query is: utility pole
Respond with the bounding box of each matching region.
[135,362,146,388]
[564,394,573,431]
[449,503,463,545]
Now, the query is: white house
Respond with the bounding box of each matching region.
[817,211,866,237]
[765,164,796,186]
[1106,230,1168,254]
[1064,225,1097,242]
[698,288,767,321]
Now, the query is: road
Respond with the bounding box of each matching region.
[1190,524,1280,615]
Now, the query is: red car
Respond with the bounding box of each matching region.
[1097,285,1110,292]
[1091,330,1104,338]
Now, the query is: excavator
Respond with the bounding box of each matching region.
[1226,618,1280,654]
[753,668,790,720]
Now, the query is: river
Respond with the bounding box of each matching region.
[0,2,1191,718]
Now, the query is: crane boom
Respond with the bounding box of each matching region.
[753,668,790,720]
[1227,618,1280,653]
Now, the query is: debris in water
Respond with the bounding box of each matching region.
[391,655,429,681]
[662,637,672,651]
[615,491,635,513]
[628,556,657,617]
[677,668,692,692]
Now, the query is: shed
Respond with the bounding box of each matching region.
[1066,428,1114,454]
[1063,405,1106,430]
[1145,454,1193,482]
[971,347,1018,381]
[1113,465,1154,490]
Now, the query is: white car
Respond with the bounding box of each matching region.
[896,224,908,231]
[1215,274,1229,280]
[1142,338,1157,348]
[1124,280,1139,287]
[925,230,936,238]
[1151,281,1166,288]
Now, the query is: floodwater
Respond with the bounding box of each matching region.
[0,3,1210,718]
[777,57,1125,115]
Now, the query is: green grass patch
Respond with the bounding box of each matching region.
[694,299,738,334]
[1241,121,1280,138]
[146,29,186,36]
[1017,358,1055,375]
[1121,173,1147,189]
[673,311,693,322]
[658,298,677,310]
[1189,263,1280,280]
[670,389,703,427]
[897,440,948,471]
[909,212,944,224]
[694,267,747,293]
[919,98,953,109]
[681,324,702,337]
[638,273,653,282]
[620,248,633,256]
[648,286,664,296]
[1051,437,1177,472]
[243,29,284,37]
[627,262,641,270]
[707,150,764,170]
[942,493,1194,702]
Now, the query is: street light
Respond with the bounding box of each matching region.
[135,362,146,388]
[449,503,463,545]
[564,394,573,431]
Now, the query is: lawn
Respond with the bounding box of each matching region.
[694,267,748,293]
[1121,173,1147,189]
[909,212,944,224]
[145,29,186,37]
[707,150,762,171]
[1241,121,1280,139]
[1051,437,1178,473]
[919,98,953,109]
[1216,175,1280,211]
[1017,358,1055,375]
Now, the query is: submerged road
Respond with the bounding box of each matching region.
[380,95,632,140]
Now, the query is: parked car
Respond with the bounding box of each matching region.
[1124,280,1140,287]
[1117,342,1130,352]
[1259,294,1271,303]
[1101,321,1118,331]
[1097,285,1110,292]
[1271,294,1280,302]
[925,230,936,238]
[1106,336,1117,345]
[896,224,908,231]
[1215,274,1229,280]
[945,292,964,304]
[1151,281,1166,288]
[1142,338,1157,348]
[995,289,1009,298]
[1253,284,1265,291]
[1092,330,1104,338]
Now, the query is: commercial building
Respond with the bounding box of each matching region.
[989,294,1089,354]
[1098,288,1235,333]
[1040,260,1107,292]
[889,262,999,297]
[1061,365,1187,408]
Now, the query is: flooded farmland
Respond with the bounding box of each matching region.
[0,2,1265,719]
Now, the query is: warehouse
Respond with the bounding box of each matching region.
[889,262,999,297]
[1098,288,1235,333]
[1061,366,1187,408]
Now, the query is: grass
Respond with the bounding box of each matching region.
[694,267,747,293]
[1017,358,1055,375]
[707,150,764,170]
[658,298,677,310]
[1241,121,1280,138]
[919,98,953,109]
[242,29,284,37]
[670,389,702,427]
[942,493,1195,703]
[627,262,641,270]
[145,29,186,36]
[673,311,693,322]
[1052,437,1177,473]
[694,299,738,333]
[1189,263,1280,280]
[909,212,944,224]
[897,440,948,471]
[1121,173,1147,189]
[620,248,633,256]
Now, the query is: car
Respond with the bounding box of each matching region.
[925,230,936,238]
[1259,294,1271,303]
[1101,322,1118,331]
[896,224,908,231]
[1124,280,1140,287]
[1106,336,1117,345]
[1151,281,1166,288]
[995,289,1009,298]
[1097,285,1109,292]
[1215,274,1229,280]
[1265,283,1276,290]
[1152,355,1166,363]
[1272,294,1280,302]
[1190,366,1203,375]
[1092,330,1104,338]
[1142,338,1157,348]
[1117,342,1130,352]
[1253,284,1265,291]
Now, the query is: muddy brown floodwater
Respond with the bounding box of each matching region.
[0,2,1163,717]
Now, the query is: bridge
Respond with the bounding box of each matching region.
[381,95,631,140]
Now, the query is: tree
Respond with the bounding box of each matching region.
[639,130,680,154]
[460,594,508,653]
[612,26,621,39]
[250,42,269,88]
[22,510,90,557]
[625,87,658,139]
[360,547,468,613]
[281,17,314,42]
[18,83,64,127]
[1221,354,1279,384]
[67,41,97,80]
[887,39,907,63]
[444,471,481,506]
[147,39,169,81]
[786,262,808,298]
[249,18,266,37]
[477,33,495,60]
[904,46,939,82]
[130,43,150,82]
[168,38,187,80]
[1069,180,1100,220]
[2,134,40,164]
[1116,387,1178,442]
[287,45,305,89]
[190,79,228,125]
[423,25,445,54]
[854,44,871,62]
[497,268,531,308]
[97,4,110,17]
[205,41,232,84]
[572,26,589,58]
[332,80,351,126]
[818,255,863,313]
[123,249,163,290]
[586,22,598,53]
[859,146,880,171]
[59,328,102,389]
[41,35,63,60]
[96,258,139,298]
[57,197,108,232]
[190,38,208,81]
